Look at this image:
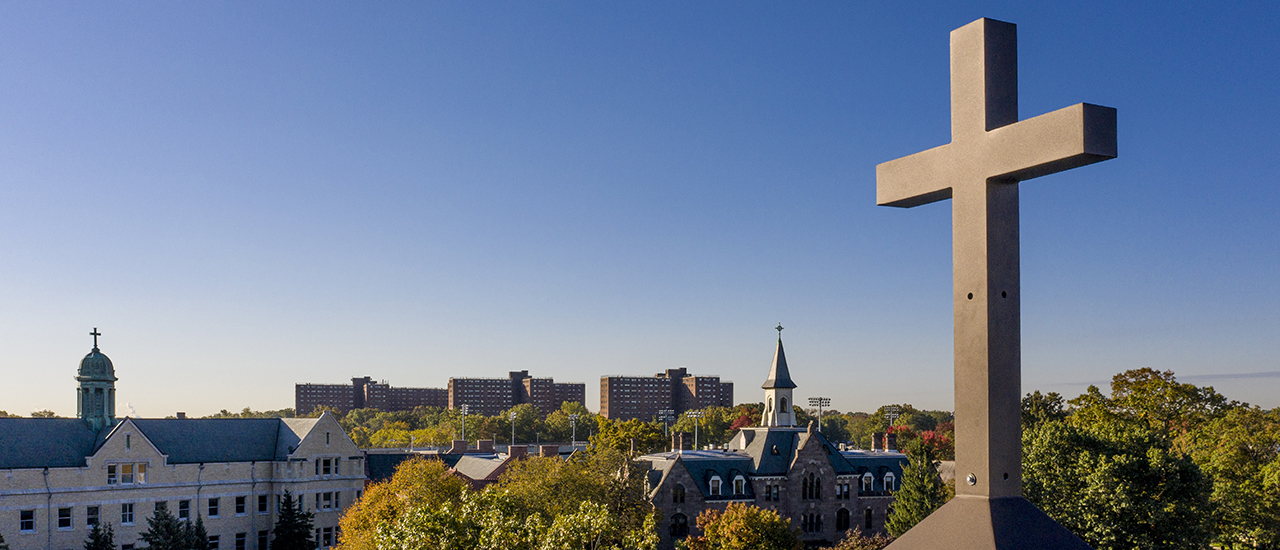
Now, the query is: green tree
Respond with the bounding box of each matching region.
[1023,419,1213,550]
[684,503,802,550]
[338,457,468,550]
[1022,391,1067,429]
[592,418,667,455]
[822,530,894,550]
[137,507,191,550]
[84,522,115,550]
[885,440,948,536]
[188,516,210,550]
[273,491,315,550]
[0,531,10,550]
[1187,405,1280,549]
[31,409,59,418]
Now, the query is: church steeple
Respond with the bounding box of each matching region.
[76,327,118,432]
[761,324,796,427]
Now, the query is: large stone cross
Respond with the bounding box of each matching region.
[876,18,1115,548]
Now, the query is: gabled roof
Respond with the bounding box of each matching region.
[0,418,102,469]
[761,338,796,389]
[130,418,299,464]
[740,427,803,475]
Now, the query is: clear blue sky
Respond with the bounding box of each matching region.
[1,2,1276,418]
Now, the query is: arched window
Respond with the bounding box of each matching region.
[884,473,896,492]
[733,476,746,496]
[836,508,850,531]
[767,397,773,413]
[672,484,685,503]
[670,513,689,538]
[802,475,811,499]
[772,484,780,501]
[709,476,722,496]
[862,472,874,493]
[814,476,822,499]
[780,397,788,413]
[864,507,874,530]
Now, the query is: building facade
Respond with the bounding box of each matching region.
[0,335,367,550]
[638,336,907,549]
[295,376,448,416]
[600,368,734,420]
[448,371,585,417]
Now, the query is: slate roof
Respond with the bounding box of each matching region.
[129,418,316,464]
[761,338,796,389]
[0,416,322,469]
[0,419,103,469]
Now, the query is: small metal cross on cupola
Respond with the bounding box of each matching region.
[775,323,783,337]
[90,327,101,350]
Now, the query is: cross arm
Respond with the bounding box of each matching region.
[986,103,1117,182]
[876,143,955,208]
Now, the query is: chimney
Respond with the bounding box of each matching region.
[508,445,528,459]
[539,445,559,458]
[478,439,494,453]
[449,440,467,454]
[886,432,898,452]
[176,412,186,419]
[872,432,884,452]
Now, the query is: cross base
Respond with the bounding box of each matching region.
[885,496,1092,550]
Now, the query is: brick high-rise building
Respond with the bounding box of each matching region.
[600,368,734,420]
[295,377,447,415]
[449,371,586,417]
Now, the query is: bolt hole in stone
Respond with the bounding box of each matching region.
[1001,291,1007,298]
[967,293,974,300]
[966,474,977,486]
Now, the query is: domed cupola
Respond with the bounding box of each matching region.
[76,328,118,432]
[77,345,117,383]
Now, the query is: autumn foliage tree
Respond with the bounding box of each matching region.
[337,457,467,550]
[683,503,802,550]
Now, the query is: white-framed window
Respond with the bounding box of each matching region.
[178,500,190,520]
[236,496,247,516]
[19,510,35,532]
[87,506,100,527]
[209,535,220,550]
[258,494,270,514]
[862,472,874,492]
[108,462,147,485]
[209,497,220,518]
[733,476,746,495]
[884,473,896,492]
[58,507,73,530]
[121,503,135,525]
[709,476,722,496]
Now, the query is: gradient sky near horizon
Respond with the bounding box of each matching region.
[2,2,1277,418]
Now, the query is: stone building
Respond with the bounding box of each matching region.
[0,333,366,550]
[638,335,907,548]
[600,368,734,420]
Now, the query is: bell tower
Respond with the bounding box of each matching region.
[76,328,118,432]
[761,324,797,427]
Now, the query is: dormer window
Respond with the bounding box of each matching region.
[884,473,896,492]
[709,476,722,496]
[862,472,874,493]
[733,476,746,495]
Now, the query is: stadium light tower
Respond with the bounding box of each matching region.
[809,397,831,432]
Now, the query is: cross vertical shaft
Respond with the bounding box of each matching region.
[950,19,1022,499]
